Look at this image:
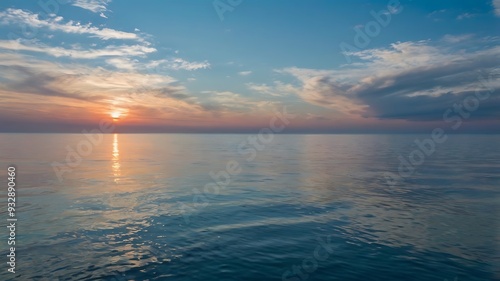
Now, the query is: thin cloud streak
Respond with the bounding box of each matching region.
[0,39,156,59]
[70,0,112,13]
[0,8,139,41]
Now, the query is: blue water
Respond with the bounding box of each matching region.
[0,134,499,280]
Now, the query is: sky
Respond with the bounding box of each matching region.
[0,0,499,133]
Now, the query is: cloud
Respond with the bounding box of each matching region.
[104,57,210,71]
[0,52,258,127]
[494,0,500,17]
[426,9,448,22]
[105,57,137,70]
[247,81,300,97]
[152,58,210,71]
[70,0,112,18]
[442,34,473,43]
[0,39,156,59]
[0,53,176,95]
[0,65,104,102]
[293,75,367,115]
[427,9,446,18]
[0,53,212,122]
[200,91,277,115]
[456,13,476,20]
[167,58,210,71]
[0,9,139,41]
[238,71,252,76]
[281,38,500,121]
[70,0,111,13]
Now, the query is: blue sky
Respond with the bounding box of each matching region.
[0,0,499,132]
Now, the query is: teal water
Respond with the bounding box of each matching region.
[0,134,499,280]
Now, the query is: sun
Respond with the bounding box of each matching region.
[111,112,121,120]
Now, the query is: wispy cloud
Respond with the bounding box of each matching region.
[105,57,137,70]
[442,34,473,43]
[456,13,476,20]
[70,0,112,15]
[238,71,252,76]
[105,57,211,71]
[200,91,277,115]
[0,9,139,41]
[157,58,210,71]
[427,9,446,18]
[0,52,245,127]
[0,39,156,59]
[0,53,208,120]
[247,81,299,97]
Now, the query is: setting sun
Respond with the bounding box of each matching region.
[111,112,121,120]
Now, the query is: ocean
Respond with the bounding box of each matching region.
[0,134,498,280]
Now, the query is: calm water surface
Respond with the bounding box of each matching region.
[0,134,499,281]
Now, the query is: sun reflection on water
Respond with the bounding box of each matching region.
[112,133,121,182]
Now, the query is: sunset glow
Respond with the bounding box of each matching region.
[111,112,121,120]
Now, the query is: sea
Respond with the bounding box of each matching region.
[0,134,498,281]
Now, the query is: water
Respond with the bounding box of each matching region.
[0,134,498,281]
